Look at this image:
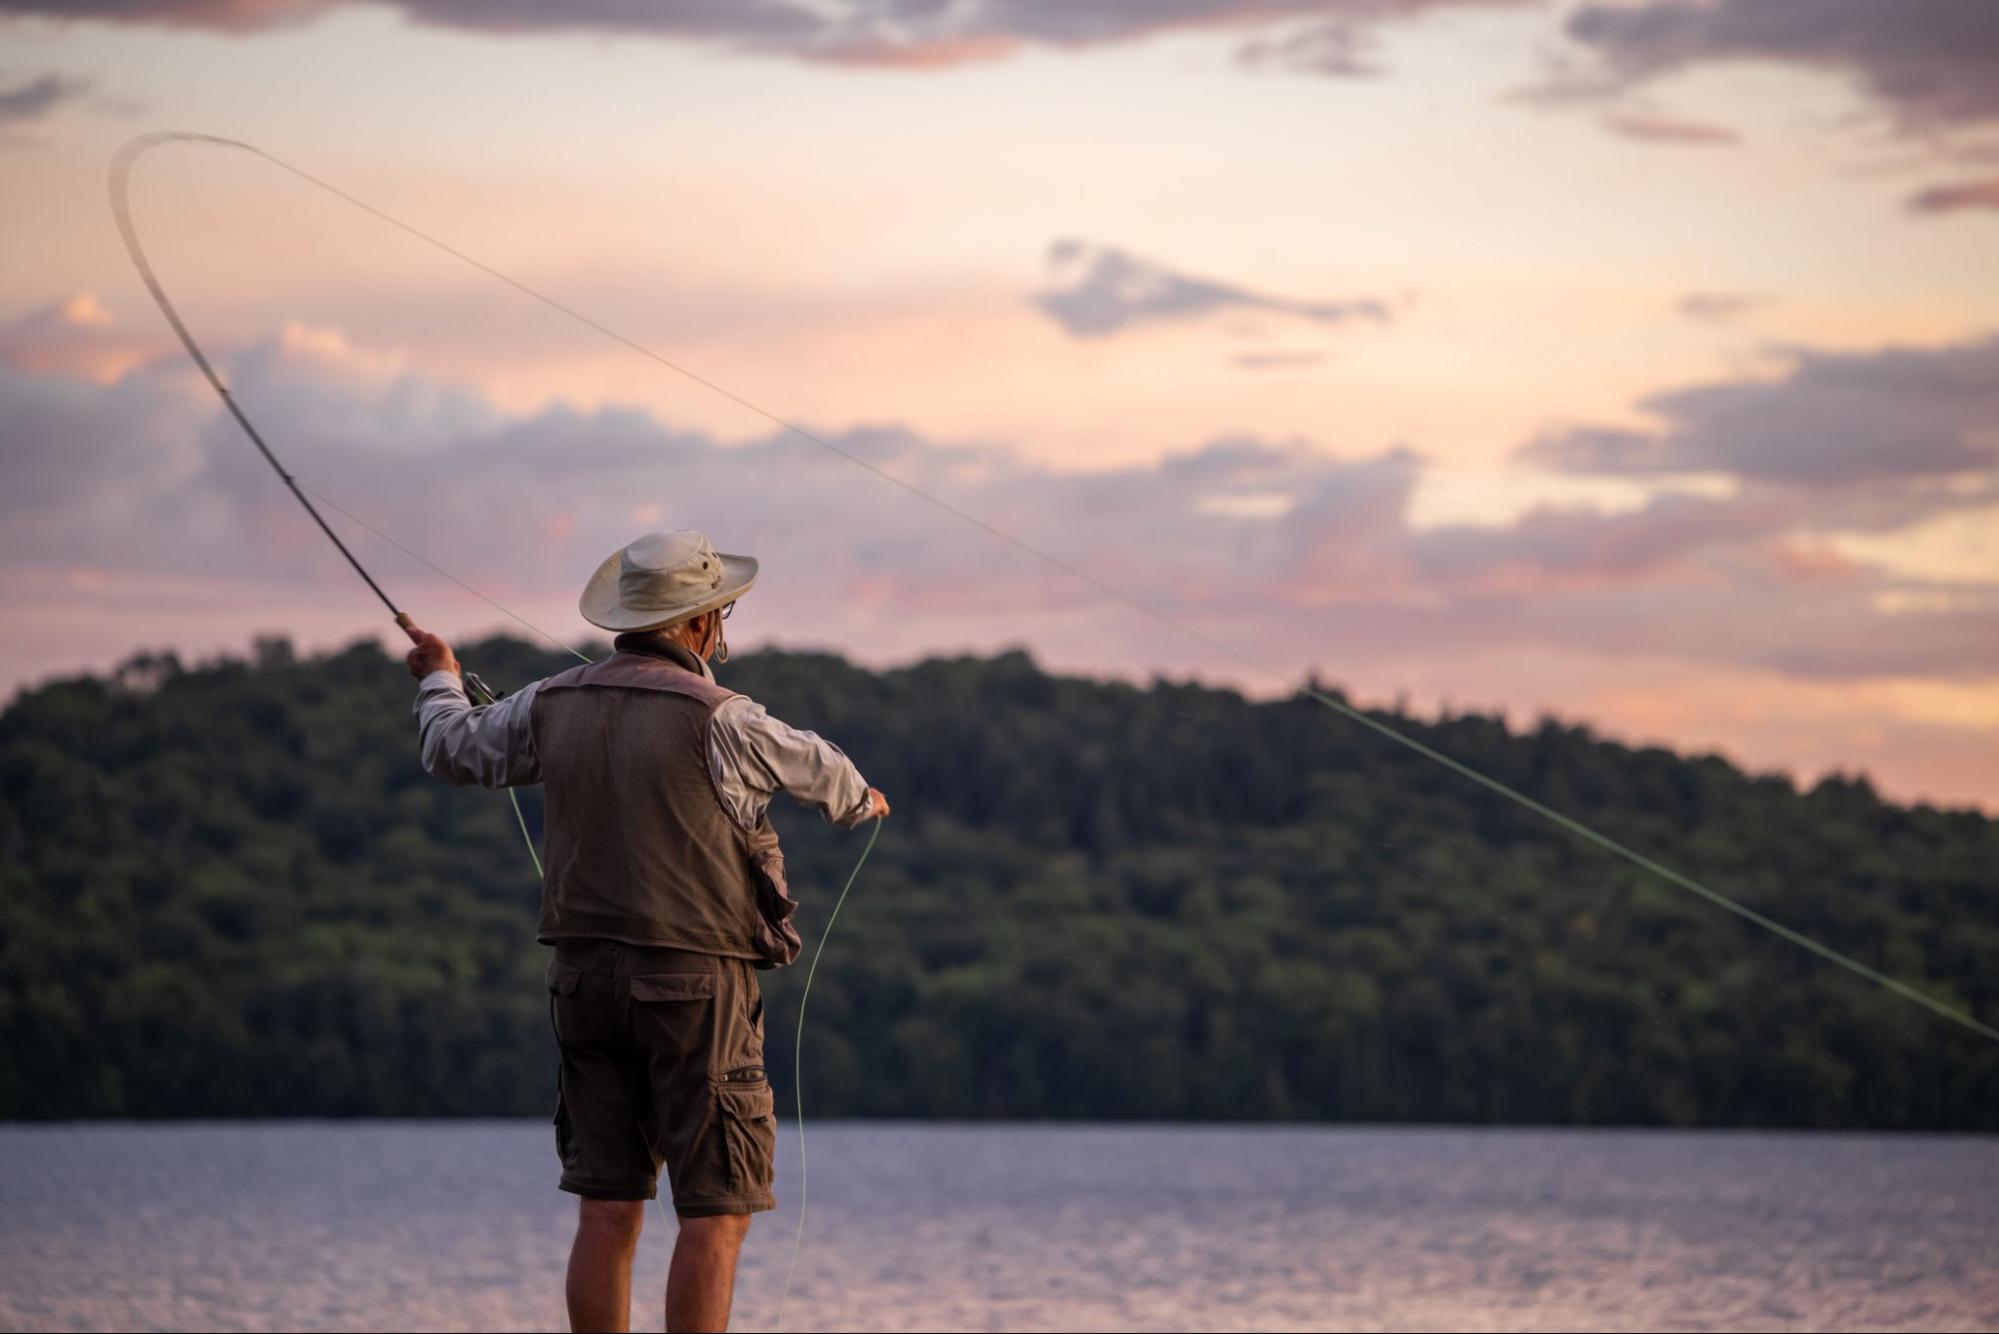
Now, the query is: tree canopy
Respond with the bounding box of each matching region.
[2,635,1993,1126]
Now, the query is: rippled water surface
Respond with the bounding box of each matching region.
[1,1122,1994,1331]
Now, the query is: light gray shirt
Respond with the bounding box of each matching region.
[413,663,873,832]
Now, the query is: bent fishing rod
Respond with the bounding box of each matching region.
[107,134,517,708]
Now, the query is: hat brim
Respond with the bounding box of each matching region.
[578,550,759,633]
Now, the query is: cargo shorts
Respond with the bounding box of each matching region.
[545,940,777,1217]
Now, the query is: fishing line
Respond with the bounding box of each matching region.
[776,816,882,1333]
[107,132,1992,1046]
[110,134,1995,1320]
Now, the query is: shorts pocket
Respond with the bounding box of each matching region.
[714,1079,776,1196]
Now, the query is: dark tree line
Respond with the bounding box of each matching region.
[2,634,1994,1126]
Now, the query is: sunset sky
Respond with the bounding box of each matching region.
[2,1,1996,809]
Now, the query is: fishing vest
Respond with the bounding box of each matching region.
[529,640,801,967]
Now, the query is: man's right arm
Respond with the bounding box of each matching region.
[413,672,544,788]
[402,622,541,789]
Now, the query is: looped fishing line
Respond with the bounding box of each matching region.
[110,129,1994,1315]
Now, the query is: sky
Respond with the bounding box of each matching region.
[1,0,1996,810]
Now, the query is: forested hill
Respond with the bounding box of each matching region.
[2,635,1995,1127]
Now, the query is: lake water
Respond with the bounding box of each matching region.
[0,1122,1993,1332]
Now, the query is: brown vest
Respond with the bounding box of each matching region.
[530,640,800,966]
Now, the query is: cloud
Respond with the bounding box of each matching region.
[1905,176,1999,214]
[0,295,164,382]
[1559,0,1999,135]
[0,1,326,30]
[1234,350,1328,371]
[1237,21,1382,77]
[7,312,1999,806]
[4,312,1996,708]
[1676,292,1769,324]
[1599,109,1740,146]
[1410,489,1784,589]
[1522,334,1999,486]
[0,0,1528,70]
[1035,240,1391,340]
[0,70,89,125]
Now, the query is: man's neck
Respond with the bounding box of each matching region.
[612,631,711,679]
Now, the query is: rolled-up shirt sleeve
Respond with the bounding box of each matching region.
[412,670,543,788]
[708,695,871,832]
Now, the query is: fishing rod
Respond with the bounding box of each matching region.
[109,133,514,710]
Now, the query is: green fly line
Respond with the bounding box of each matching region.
[777,817,882,1331]
[109,128,1995,1314]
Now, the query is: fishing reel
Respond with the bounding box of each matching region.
[462,669,504,706]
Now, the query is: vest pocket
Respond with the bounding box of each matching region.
[714,1078,776,1195]
[747,844,803,970]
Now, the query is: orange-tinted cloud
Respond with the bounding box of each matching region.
[0,295,160,382]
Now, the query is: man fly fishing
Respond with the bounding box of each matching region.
[401,530,889,1333]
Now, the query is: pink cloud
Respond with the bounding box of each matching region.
[1600,110,1741,146]
[1768,540,1859,585]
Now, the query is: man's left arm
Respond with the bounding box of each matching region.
[708,696,879,830]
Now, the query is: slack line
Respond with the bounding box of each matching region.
[109,129,1991,1096]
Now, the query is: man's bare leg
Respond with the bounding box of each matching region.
[568,1199,646,1332]
[665,1213,752,1333]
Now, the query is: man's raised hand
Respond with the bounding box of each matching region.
[401,618,461,681]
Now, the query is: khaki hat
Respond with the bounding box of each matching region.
[579,530,758,633]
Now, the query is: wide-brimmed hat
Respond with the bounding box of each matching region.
[578,530,758,633]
